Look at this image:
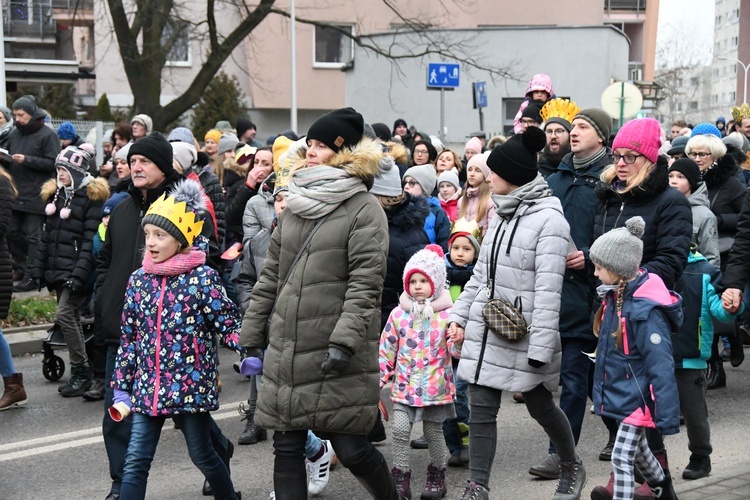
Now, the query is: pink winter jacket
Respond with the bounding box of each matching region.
[458,187,495,238]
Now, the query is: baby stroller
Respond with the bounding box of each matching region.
[41,316,95,381]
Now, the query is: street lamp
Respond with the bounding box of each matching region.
[719,56,749,105]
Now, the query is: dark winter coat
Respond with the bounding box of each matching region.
[223,161,254,245]
[96,172,193,344]
[702,152,746,261]
[724,189,750,289]
[239,139,389,435]
[198,168,226,245]
[0,175,14,319]
[32,178,109,289]
[6,115,60,214]
[547,149,611,339]
[380,193,430,328]
[594,157,692,290]
[592,271,682,436]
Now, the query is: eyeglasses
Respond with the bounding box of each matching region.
[610,153,644,164]
[403,180,418,187]
[413,149,429,156]
[545,128,567,137]
[687,151,712,159]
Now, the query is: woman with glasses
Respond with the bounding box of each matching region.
[591,117,692,497]
[685,126,747,387]
[411,140,437,168]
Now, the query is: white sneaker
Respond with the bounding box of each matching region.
[307,439,335,496]
[268,492,275,500]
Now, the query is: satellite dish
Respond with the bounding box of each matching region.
[601,82,643,121]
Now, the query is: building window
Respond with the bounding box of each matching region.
[676,102,683,112]
[732,36,739,47]
[730,91,736,103]
[712,94,719,104]
[690,77,700,86]
[503,98,525,135]
[313,24,354,68]
[163,21,190,65]
[689,101,699,110]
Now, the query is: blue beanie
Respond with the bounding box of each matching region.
[691,123,722,139]
[102,192,129,217]
[57,122,77,141]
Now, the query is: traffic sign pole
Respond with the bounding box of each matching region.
[440,88,445,143]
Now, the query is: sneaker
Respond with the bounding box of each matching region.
[410,435,428,449]
[552,459,586,500]
[421,463,447,499]
[682,454,711,480]
[82,378,106,401]
[528,452,560,479]
[459,481,489,500]
[307,439,335,496]
[13,276,37,292]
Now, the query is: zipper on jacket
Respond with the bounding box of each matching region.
[152,276,167,415]
[613,202,625,230]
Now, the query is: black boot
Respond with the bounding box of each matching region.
[729,327,745,367]
[355,454,402,500]
[648,470,678,499]
[237,403,267,445]
[598,431,616,461]
[60,365,93,397]
[707,360,726,390]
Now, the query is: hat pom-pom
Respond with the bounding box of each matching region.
[45,203,56,215]
[625,216,645,238]
[521,126,546,153]
[425,243,445,258]
[59,207,71,219]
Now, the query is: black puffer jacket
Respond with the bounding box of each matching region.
[6,114,60,214]
[380,193,430,327]
[702,151,746,263]
[224,161,256,245]
[594,156,692,290]
[32,177,110,288]
[0,174,14,318]
[198,168,225,245]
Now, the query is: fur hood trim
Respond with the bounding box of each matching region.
[40,177,110,202]
[703,149,739,188]
[386,142,409,165]
[224,159,250,177]
[291,138,384,184]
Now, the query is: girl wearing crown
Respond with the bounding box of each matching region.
[111,178,242,500]
[31,146,110,397]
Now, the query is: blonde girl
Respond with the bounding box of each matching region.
[457,151,495,237]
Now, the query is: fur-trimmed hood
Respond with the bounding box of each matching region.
[386,142,409,165]
[702,149,739,189]
[291,138,384,187]
[224,158,250,178]
[596,155,670,203]
[40,176,110,202]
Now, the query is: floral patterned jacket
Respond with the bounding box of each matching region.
[112,247,241,416]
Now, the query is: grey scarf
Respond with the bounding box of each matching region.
[490,173,552,218]
[285,165,366,219]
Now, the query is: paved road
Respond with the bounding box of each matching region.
[1,347,749,499]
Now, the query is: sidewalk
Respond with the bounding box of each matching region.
[676,464,750,499]
[5,322,53,356]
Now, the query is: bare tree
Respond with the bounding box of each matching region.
[104,0,517,130]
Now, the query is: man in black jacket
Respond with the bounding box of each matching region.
[95,132,230,499]
[6,95,60,291]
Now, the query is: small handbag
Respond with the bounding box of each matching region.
[481,210,529,342]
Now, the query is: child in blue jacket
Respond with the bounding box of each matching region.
[673,248,743,480]
[590,217,681,500]
[111,179,242,500]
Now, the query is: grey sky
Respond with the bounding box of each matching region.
[656,0,714,68]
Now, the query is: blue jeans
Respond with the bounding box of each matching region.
[120,412,237,500]
[0,328,16,378]
[305,430,323,459]
[549,336,597,453]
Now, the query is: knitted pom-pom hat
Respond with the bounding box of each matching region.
[403,244,447,301]
[590,216,645,280]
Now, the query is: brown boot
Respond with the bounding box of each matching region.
[0,373,28,410]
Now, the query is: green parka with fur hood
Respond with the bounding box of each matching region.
[240,138,389,435]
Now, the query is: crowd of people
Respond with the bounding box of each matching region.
[0,75,750,500]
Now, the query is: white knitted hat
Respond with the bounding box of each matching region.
[403,244,446,300]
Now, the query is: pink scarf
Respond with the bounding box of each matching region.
[142,247,206,276]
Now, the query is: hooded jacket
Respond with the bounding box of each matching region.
[6,111,60,214]
[702,152,745,257]
[547,149,611,339]
[424,197,451,252]
[673,251,741,369]
[448,175,570,393]
[381,193,430,327]
[592,270,682,435]
[688,182,720,267]
[239,139,389,435]
[594,156,692,290]
[32,177,109,288]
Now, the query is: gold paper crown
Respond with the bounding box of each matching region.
[451,217,482,240]
[144,193,204,246]
[732,103,750,123]
[540,98,581,124]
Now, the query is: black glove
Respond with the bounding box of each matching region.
[66,278,82,295]
[244,347,264,360]
[528,358,546,369]
[321,346,352,376]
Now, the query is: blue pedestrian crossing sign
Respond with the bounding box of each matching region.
[427,62,460,89]
[474,81,488,109]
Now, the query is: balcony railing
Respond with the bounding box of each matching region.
[604,0,646,14]
[4,0,94,39]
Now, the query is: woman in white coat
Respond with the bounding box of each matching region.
[448,127,585,500]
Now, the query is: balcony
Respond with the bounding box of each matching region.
[604,0,647,14]
[3,0,94,39]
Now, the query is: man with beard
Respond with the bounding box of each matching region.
[528,108,615,479]
[538,120,572,178]
[6,95,60,291]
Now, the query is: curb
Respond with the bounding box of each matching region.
[5,325,52,357]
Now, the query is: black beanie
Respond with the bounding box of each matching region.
[668,158,701,193]
[413,140,438,163]
[371,122,392,142]
[236,118,253,138]
[128,132,174,176]
[306,107,364,152]
[521,99,545,124]
[487,127,546,186]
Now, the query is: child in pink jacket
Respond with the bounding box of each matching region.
[379,244,461,499]
[513,73,555,133]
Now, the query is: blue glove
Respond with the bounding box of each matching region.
[238,357,263,376]
[113,388,130,407]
